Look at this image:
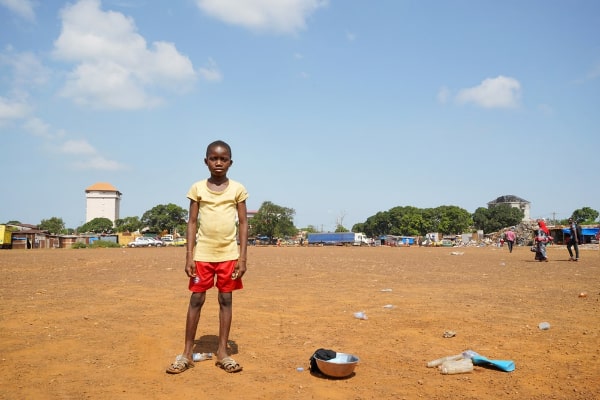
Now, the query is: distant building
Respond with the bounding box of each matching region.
[487,195,530,221]
[85,182,122,224]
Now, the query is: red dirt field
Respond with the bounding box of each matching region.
[0,245,598,399]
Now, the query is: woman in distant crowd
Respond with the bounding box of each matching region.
[505,228,516,253]
[534,219,551,262]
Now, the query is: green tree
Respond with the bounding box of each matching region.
[571,207,599,224]
[334,224,348,232]
[141,203,188,233]
[115,216,143,233]
[39,217,66,234]
[472,207,490,231]
[79,218,114,233]
[302,225,319,233]
[434,205,473,235]
[473,204,523,233]
[361,211,392,237]
[249,201,296,240]
[359,205,472,237]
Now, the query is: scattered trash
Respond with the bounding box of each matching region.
[383,304,395,309]
[353,311,368,320]
[380,288,393,292]
[538,322,550,330]
[462,349,515,372]
[443,330,456,338]
[440,358,473,374]
[426,354,463,368]
[192,352,213,362]
[428,350,515,374]
[578,292,588,298]
[296,367,304,372]
[450,251,464,256]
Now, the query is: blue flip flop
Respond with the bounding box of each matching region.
[463,350,515,372]
[471,354,515,372]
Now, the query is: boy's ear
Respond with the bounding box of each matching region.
[230,159,234,166]
[204,158,208,166]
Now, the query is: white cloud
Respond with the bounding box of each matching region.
[346,31,356,42]
[0,50,50,87]
[23,117,58,139]
[60,61,163,109]
[53,0,197,110]
[73,155,127,171]
[0,96,29,123]
[456,76,521,109]
[0,0,35,21]
[196,0,328,34]
[58,138,128,171]
[59,139,97,155]
[198,58,223,82]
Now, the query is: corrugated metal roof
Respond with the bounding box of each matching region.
[488,195,529,204]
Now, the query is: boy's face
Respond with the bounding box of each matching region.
[204,145,232,178]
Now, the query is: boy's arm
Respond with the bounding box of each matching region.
[185,199,199,277]
[235,200,248,278]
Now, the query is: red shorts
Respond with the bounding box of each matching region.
[188,260,243,293]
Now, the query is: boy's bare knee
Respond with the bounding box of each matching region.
[218,292,233,307]
[190,292,206,308]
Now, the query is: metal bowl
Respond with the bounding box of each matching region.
[314,353,359,378]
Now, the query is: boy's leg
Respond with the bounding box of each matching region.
[216,291,233,361]
[183,292,206,359]
[573,242,579,259]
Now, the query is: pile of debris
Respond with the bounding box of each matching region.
[486,221,539,246]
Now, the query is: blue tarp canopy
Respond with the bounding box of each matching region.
[561,227,599,236]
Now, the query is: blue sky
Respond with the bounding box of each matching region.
[1,0,599,231]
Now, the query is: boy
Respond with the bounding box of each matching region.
[166,140,248,374]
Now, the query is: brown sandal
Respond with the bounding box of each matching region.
[166,355,195,374]
[215,357,243,373]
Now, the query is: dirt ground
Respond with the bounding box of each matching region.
[0,244,598,400]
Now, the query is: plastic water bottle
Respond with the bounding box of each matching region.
[353,311,368,320]
[440,359,473,374]
[192,352,213,362]
[426,354,463,368]
[462,350,480,359]
[538,322,550,330]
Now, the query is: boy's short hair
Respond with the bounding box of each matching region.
[206,140,232,158]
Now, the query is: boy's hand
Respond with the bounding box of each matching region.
[185,261,196,278]
[232,260,247,280]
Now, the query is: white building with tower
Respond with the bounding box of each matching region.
[85,182,122,224]
[487,195,530,221]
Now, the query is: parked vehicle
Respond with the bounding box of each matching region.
[161,237,174,246]
[307,232,369,246]
[128,237,153,247]
[0,225,13,249]
[172,237,187,247]
[147,237,164,247]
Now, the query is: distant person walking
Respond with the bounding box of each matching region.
[567,217,581,261]
[534,219,550,262]
[505,228,516,253]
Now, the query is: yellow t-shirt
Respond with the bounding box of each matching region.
[187,179,249,262]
